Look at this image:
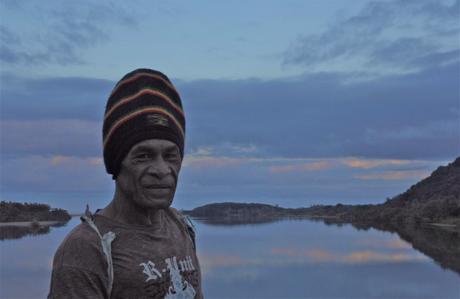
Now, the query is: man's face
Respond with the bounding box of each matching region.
[116,139,182,209]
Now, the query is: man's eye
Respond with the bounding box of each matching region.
[134,153,151,161]
[164,152,179,161]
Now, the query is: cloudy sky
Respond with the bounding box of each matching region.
[1,0,459,212]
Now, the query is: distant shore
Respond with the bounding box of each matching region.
[0,221,64,227]
[186,157,460,228]
[1,201,71,223]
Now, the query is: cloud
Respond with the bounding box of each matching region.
[50,155,73,166]
[180,62,459,160]
[49,155,103,166]
[0,155,111,192]
[269,161,334,173]
[353,170,429,181]
[1,150,447,208]
[0,119,102,158]
[1,60,458,161]
[183,156,242,169]
[283,0,459,74]
[0,1,136,65]
[342,158,410,169]
[0,73,113,121]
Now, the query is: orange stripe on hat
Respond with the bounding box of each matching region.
[104,88,184,121]
[110,72,179,98]
[103,107,185,148]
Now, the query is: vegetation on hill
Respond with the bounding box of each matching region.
[186,202,284,217]
[183,202,293,225]
[185,157,460,274]
[306,157,460,226]
[0,201,71,222]
[386,157,460,222]
[185,157,460,227]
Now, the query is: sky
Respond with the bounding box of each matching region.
[0,0,459,213]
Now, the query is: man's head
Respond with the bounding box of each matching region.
[116,138,182,209]
[102,68,185,179]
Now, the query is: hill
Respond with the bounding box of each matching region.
[184,157,460,273]
[0,201,71,222]
[305,157,460,226]
[385,156,460,222]
[183,202,301,225]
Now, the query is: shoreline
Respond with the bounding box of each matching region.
[0,221,64,227]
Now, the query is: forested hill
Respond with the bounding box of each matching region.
[0,201,71,222]
[182,202,295,224]
[185,157,460,226]
[304,156,460,226]
[387,157,460,207]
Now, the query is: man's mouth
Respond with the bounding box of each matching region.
[143,185,172,189]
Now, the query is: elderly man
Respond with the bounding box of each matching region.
[48,69,203,299]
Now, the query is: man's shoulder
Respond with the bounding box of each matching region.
[168,206,184,218]
[60,221,101,249]
[49,221,110,298]
[168,207,193,230]
[52,220,106,272]
[167,207,196,248]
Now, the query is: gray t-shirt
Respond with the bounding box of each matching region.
[48,208,203,299]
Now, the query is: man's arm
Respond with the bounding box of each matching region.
[48,223,109,299]
[48,266,109,299]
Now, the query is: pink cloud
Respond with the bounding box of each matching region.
[353,170,429,180]
[50,155,72,165]
[342,158,410,169]
[49,155,104,167]
[182,156,242,169]
[269,161,334,174]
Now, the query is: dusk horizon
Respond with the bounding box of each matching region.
[1,0,459,214]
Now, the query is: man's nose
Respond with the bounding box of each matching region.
[146,159,171,178]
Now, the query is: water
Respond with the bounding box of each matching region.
[1,217,459,299]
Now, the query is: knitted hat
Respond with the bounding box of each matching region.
[103,68,185,178]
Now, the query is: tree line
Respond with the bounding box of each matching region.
[0,201,71,222]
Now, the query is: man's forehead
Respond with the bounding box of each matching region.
[130,139,179,152]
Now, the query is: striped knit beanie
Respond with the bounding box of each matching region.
[103,68,185,178]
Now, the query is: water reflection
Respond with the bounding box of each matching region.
[195,218,459,299]
[1,217,459,299]
[390,224,460,274]
[0,221,68,241]
[194,216,460,276]
[319,219,460,275]
[192,216,287,226]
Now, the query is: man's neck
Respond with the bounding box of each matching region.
[98,190,164,226]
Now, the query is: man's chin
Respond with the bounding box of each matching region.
[143,196,173,209]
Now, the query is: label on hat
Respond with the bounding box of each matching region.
[146,113,169,127]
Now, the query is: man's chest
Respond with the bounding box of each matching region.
[109,231,200,299]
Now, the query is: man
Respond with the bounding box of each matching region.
[48,69,203,299]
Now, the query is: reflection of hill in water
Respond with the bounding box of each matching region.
[0,222,68,241]
[392,224,460,275]
[317,218,460,275]
[192,215,290,226]
[193,216,460,275]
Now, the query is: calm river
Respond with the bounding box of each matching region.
[1,217,459,299]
